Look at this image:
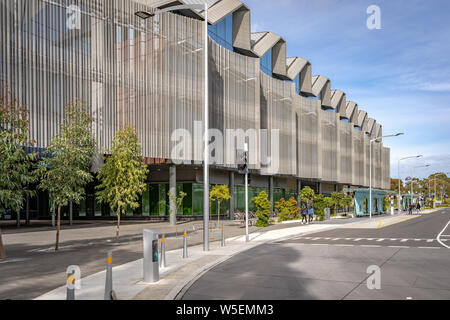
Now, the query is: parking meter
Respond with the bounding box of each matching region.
[143,229,159,283]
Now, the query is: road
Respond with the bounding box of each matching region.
[0,216,346,300]
[182,208,450,300]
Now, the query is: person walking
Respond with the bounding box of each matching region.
[408,204,413,215]
[417,202,421,212]
[308,205,315,224]
[301,205,308,225]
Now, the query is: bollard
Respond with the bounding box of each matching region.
[183,230,188,259]
[221,226,225,247]
[104,251,113,300]
[66,271,75,300]
[160,234,167,268]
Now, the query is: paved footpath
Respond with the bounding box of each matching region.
[32,210,440,300]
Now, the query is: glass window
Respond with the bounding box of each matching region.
[260,49,273,76]
[192,183,204,215]
[183,183,193,216]
[148,184,160,216]
[208,14,233,51]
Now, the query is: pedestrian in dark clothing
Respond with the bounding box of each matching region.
[301,205,308,224]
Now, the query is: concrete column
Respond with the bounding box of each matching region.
[318,182,323,195]
[297,180,302,195]
[229,172,235,220]
[169,164,177,226]
[269,176,274,216]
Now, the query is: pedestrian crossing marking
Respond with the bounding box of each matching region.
[293,236,437,242]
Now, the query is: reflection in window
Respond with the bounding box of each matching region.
[208,14,233,51]
[260,49,273,76]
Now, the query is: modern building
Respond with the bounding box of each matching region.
[0,0,391,221]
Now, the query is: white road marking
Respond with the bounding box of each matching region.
[390,239,398,241]
[361,245,381,248]
[401,239,408,242]
[332,238,341,241]
[376,239,384,242]
[427,239,434,243]
[354,238,362,241]
[437,221,450,249]
[418,247,441,249]
[335,244,354,247]
[388,246,409,248]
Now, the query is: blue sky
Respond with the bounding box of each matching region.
[242,0,450,179]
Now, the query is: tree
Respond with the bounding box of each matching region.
[313,194,325,221]
[252,191,271,227]
[168,190,187,216]
[209,185,231,226]
[324,197,334,210]
[96,126,148,243]
[340,195,353,214]
[298,186,315,207]
[331,192,344,215]
[0,90,37,260]
[275,197,300,222]
[37,102,96,251]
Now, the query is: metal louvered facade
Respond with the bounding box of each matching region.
[1,0,391,202]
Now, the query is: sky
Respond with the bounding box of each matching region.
[242,0,450,179]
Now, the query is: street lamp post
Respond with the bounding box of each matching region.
[398,155,422,212]
[369,133,404,219]
[410,165,430,211]
[136,2,211,251]
[431,172,449,207]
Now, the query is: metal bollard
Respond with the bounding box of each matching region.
[221,226,225,247]
[104,251,113,300]
[183,230,188,259]
[160,234,167,268]
[66,271,75,300]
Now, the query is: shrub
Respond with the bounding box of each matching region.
[275,197,300,222]
[252,191,271,227]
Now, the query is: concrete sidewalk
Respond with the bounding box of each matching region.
[35,222,343,300]
[34,210,441,300]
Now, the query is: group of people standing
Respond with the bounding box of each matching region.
[301,205,315,224]
[407,202,421,215]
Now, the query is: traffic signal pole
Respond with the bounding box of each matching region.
[245,143,249,243]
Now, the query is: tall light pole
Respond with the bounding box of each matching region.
[432,172,449,207]
[398,155,422,212]
[369,133,404,219]
[136,2,211,251]
[410,164,430,209]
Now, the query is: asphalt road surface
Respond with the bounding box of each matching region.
[182,208,450,300]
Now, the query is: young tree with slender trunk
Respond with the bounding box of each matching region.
[209,185,231,226]
[0,90,37,260]
[96,126,148,243]
[37,102,96,251]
